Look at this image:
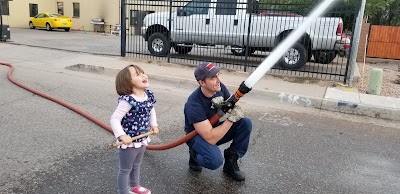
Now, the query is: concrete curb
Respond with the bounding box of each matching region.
[322,88,400,121]
[321,99,400,121]
[63,62,400,122]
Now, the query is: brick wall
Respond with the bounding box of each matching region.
[356,23,370,62]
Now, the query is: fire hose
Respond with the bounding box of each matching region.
[1,0,337,150]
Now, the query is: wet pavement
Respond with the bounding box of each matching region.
[1,30,400,194]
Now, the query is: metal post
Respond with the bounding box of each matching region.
[120,0,126,57]
[347,0,366,87]
[168,0,173,63]
[0,0,3,41]
[244,0,254,72]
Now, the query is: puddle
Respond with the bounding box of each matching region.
[65,64,119,76]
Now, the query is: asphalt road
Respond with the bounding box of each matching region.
[1,55,400,193]
[8,28,349,76]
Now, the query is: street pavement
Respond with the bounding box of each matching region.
[6,28,400,121]
[1,29,400,194]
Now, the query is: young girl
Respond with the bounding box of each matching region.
[110,64,159,194]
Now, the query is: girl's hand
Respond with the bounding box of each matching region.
[151,126,159,134]
[119,135,132,145]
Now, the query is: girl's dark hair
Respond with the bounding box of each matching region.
[115,65,145,95]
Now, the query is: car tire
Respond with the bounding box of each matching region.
[46,23,52,31]
[65,28,70,32]
[278,42,308,69]
[29,22,35,29]
[231,46,255,56]
[148,32,171,56]
[314,50,336,64]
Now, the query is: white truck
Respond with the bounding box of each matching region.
[141,0,343,69]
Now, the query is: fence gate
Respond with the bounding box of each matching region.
[121,0,359,81]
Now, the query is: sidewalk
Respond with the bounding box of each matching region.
[1,43,399,121]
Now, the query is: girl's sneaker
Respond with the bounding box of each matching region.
[131,186,151,194]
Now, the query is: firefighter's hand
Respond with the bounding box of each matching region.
[227,105,244,122]
[211,96,224,109]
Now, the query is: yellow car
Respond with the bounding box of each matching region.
[29,13,72,32]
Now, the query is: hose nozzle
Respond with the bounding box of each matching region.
[220,81,252,113]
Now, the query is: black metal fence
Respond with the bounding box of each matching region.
[121,0,359,81]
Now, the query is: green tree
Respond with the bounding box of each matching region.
[258,0,400,27]
[366,0,400,25]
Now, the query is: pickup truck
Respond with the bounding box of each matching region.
[141,0,343,69]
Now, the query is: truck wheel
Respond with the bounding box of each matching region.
[231,47,255,56]
[173,44,193,54]
[314,50,336,64]
[148,33,171,56]
[279,42,307,69]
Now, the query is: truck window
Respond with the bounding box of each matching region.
[183,0,211,15]
[216,0,237,15]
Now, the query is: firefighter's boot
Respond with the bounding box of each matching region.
[223,148,245,181]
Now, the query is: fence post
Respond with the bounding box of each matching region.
[167,0,173,63]
[0,0,3,40]
[244,0,254,72]
[346,0,366,86]
[120,0,126,57]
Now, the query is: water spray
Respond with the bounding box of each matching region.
[146,0,338,150]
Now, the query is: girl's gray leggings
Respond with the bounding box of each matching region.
[118,146,146,194]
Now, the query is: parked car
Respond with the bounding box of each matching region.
[29,13,72,32]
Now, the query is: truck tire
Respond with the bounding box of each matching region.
[231,47,255,56]
[148,33,171,56]
[173,44,193,54]
[279,42,308,69]
[313,50,336,64]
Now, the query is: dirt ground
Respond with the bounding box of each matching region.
[317,61,400,98]
[269,60,400,98]
[353,62,400,98]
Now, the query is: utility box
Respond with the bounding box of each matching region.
[0,24,10,41]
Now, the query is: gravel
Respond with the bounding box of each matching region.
[353,62,400,98]
[270,61,400,98]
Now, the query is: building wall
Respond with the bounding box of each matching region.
[4,0,56,27]
[60,0,117,32]
[2,0,120,32]
[2,0,189,33]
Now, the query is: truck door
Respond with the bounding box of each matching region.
[208,0,245,45]
[174,0,212,44]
